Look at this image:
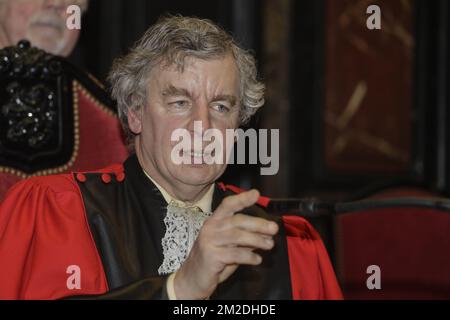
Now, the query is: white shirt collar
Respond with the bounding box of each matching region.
[142,169,215,213]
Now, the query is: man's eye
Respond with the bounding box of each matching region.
[212,103,230,113]
[169,100,189,108]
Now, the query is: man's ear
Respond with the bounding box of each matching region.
[127,107,142,134]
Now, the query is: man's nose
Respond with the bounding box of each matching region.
[190,103,212,132]
[43,0,68,13]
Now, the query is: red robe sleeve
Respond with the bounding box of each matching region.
[283,215,343,300]
[0,175,108,299]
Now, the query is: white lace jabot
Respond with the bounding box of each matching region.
[142,169,214,275]
[158,202,213,274]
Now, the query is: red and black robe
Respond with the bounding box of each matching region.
[0,154,343,299]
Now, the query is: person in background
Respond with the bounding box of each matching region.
[0,0,88,56]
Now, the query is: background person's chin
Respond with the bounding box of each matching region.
[26,29,64,52]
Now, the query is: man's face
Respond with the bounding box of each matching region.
[2,0,87,56]
[130,55,241,194]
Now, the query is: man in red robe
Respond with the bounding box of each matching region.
[0,15,342,300]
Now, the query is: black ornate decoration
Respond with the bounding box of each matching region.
[2,83,56,148]
[0,40,74,174]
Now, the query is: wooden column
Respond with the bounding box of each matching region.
[259,0,291,197]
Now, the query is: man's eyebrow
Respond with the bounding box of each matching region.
[162,85,237,106]
[211,94,237,107]
[161,85,192,98]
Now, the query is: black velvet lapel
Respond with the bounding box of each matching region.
[76,154,168,289]
[76,154,292,299]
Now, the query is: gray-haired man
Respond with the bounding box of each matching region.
[0,15,342,300]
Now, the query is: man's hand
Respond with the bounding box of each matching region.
[174,189,279,299]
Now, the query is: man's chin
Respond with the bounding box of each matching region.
[27,31,66,54]
[171,165,221,186]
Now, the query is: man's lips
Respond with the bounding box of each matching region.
[182,150,213,158]
[30,18,64,31]
[32,22,61,29]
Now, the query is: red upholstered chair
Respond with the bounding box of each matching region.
[0,41,129,202]
[268,187,450,299]
[335,188,450,299]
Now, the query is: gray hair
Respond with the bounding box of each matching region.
[108,15,265,147]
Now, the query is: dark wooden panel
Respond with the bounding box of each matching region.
[324,0,414,174]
